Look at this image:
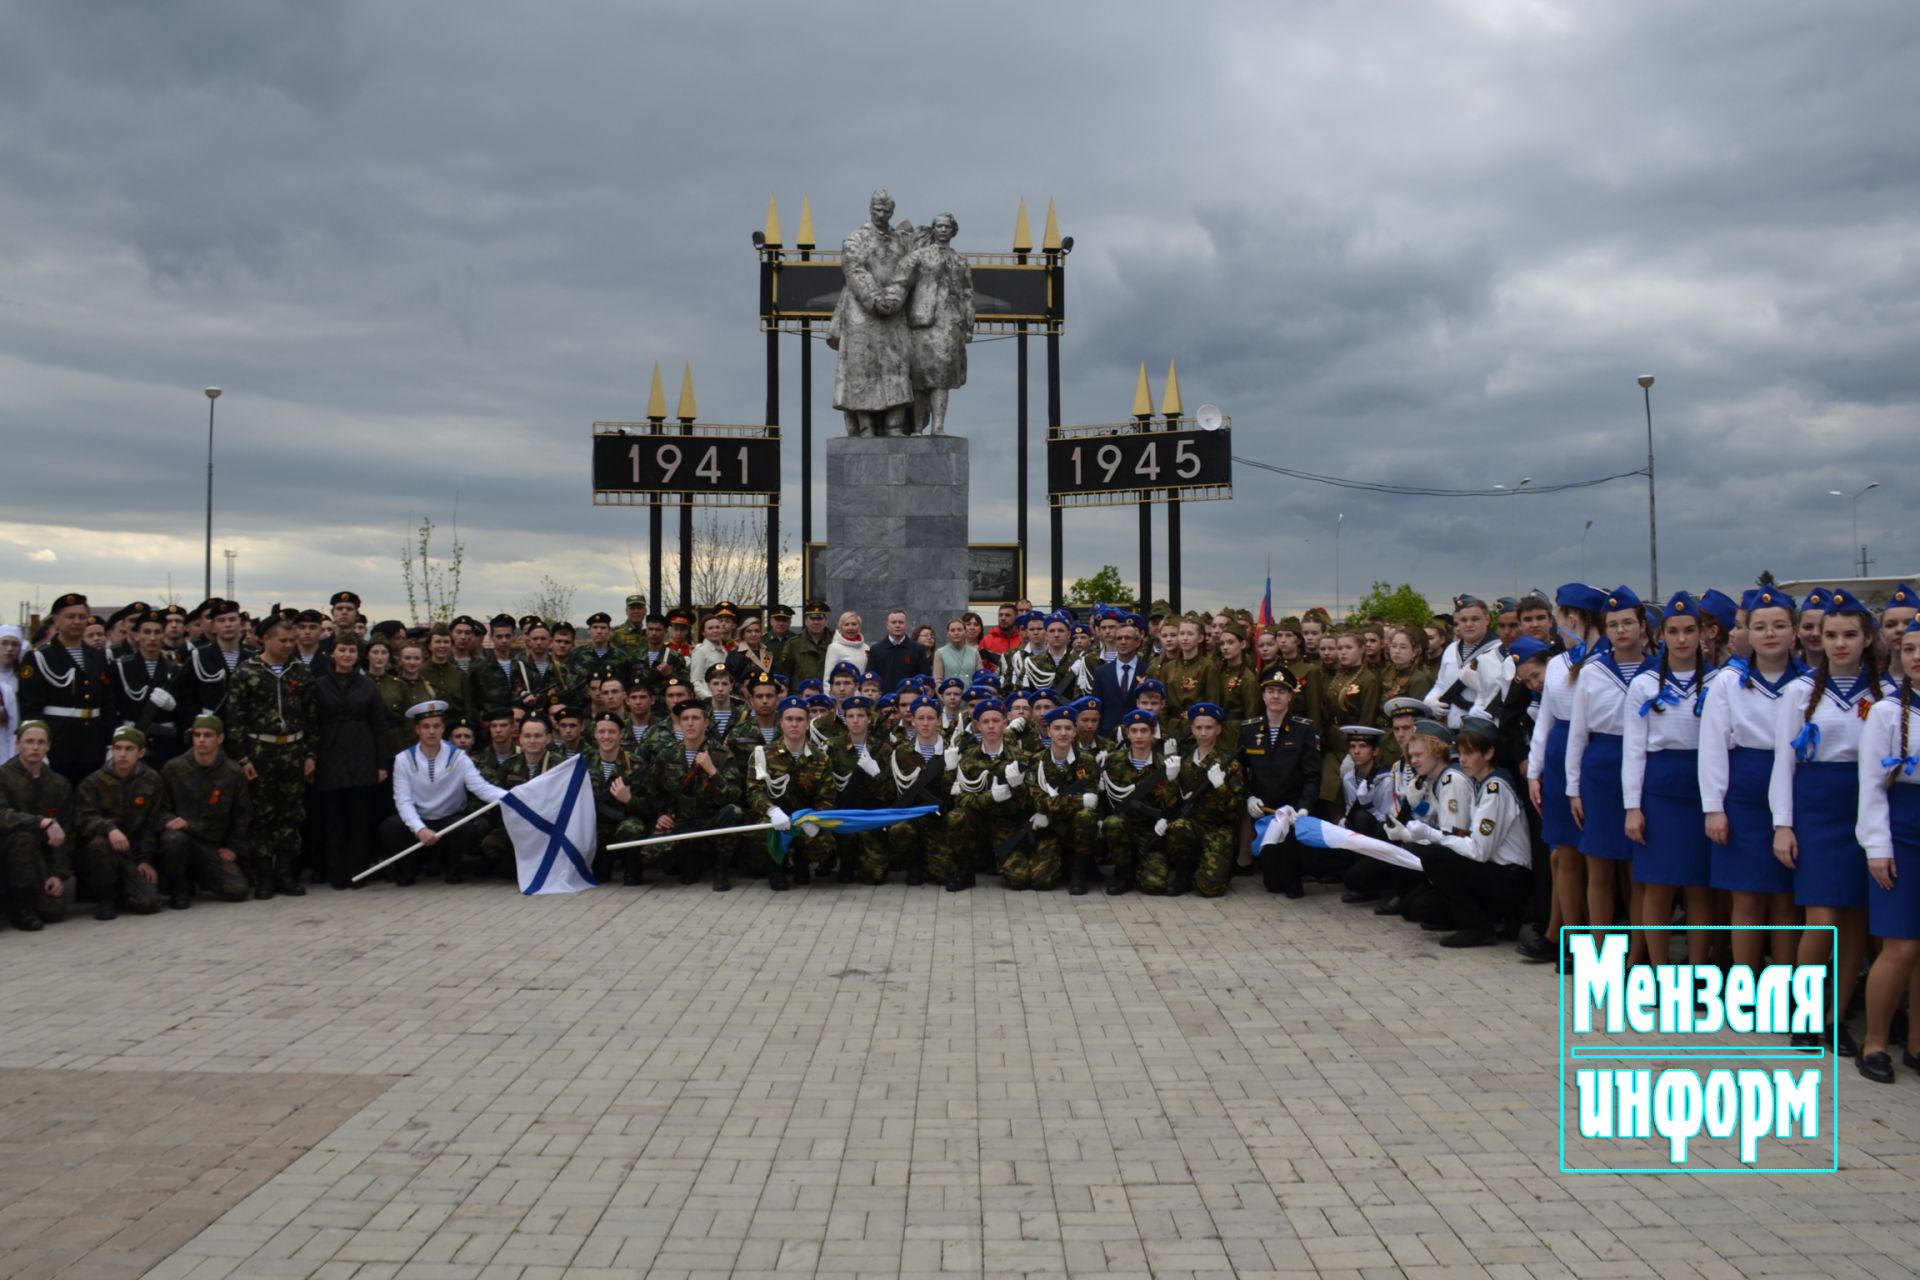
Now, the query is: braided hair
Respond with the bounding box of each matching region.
[1652,616,1714,714]
[1563,608,1604,684]
[1803,629,1881,726]
[1892,675,1914,787]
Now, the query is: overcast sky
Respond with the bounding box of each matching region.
[4,0,1915,624]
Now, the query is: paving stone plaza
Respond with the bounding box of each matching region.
[4,884,1920,1280]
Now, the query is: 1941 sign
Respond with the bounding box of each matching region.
[591,432,781,497]
[1046,427,1232,505]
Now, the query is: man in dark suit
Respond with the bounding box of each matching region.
[866,608,929,691]
[16,592,118,792]
[1091,613,1149,736]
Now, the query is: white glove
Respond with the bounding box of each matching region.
[1095,750,1108,766]
[1153,818,1169,837]
[1206,763,1226,789]
[1081,793,1098,811]
[150,688,177,712]
[857,753,882,777]
[1265,806,1296,843]
[1004,760,1023,785]
[1246,795,1268,818]
[800,821,820,837]
[1163,755,1181,780]
[943,746,961,770]
[767,806,792,832]
[1384,815,1410,840]
[1405,820,1441,844]
[1008,717,1026,734]
[1162,737,1180,757]
[1030,812,1049,830]
[990,780,1013,803]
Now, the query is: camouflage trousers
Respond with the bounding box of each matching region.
[891,813,958,883]
[844,830,894,884]
[1101,815,1172,893]
[159,831,251,902]
[948,806,1024,881]
[248,745,307,862]
[1015,809,1100,890]
[1166,819,1234,898]
[3,829,75,921]
[80,837,164,914]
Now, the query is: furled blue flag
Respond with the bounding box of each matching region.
[500,755,599,895]
[771,805,942,861]
[1254,806,1423,871]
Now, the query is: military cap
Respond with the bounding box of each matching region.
[908,695,939,714]
[1187,701,1227,724]
[777,694,809,714]
[330,590,361,608]
[743,671,779,692]
[1132,678,1166,697]
[1412,718,1455,743]
[104,604,136,628]
[593,711,625,727]
[1042,705,1076,724]
[972,696,1007,716]
[963,684,998,702]
[1119,707,1158,728]
[87,614,105,629]
[646,612,668,625]
[296,608,325,624]
[1338,723,1384,739]
[1260,669,1301,693]
[624,592,647,608]
[370,619,406,638]
[1507,636,1552,666]
[111,725,147,747]
[840,694,873,712]
[874,693,899,710]
[518,614,547,632]
[191,714,225,734]
[1554,583,1607,614]
[135,609,166,629]
[1744,586,1795,613]
[711,600,739,619]
[802,599,829,615]
[253,607,292,636]
[1383,695,1428,718]
[479,706,514,722]
[796,677,824,695]
[488,612,516,629]
[1698,589,1738,633]
[1493,597,1519,615]
[551,621,575,636]
[585,611,612,626]
[161,604,187,619]
[939,676,966,693]
[829,660,861,682]
[1603,586,1642,612]
[666,607,695,627]
[1827,587,1873,619]
[1802,587,1831,612]
[552,704,583,722]
[522,710,554,730]
[451,614,482,630]
[1889,582,1917,610]
[704,662,730,682]
[406,699,451,722]
[805,693,836,710]
[768,604,795,621]
[50,592,89,613]
[661,674,694,695]
[208,598,241,618]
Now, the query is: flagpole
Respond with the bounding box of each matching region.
[352,800,503,883]
[606,820,777,853]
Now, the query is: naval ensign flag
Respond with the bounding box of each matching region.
[501,755,600,895]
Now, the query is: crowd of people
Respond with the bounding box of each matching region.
[2,580,1917,1083]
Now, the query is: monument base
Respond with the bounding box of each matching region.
[822,435,970,632]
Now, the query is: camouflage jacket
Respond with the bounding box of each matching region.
[0,756,73,834]
[73,762,167,854]
[775,628,834,687]
[745,738,833,820]
[1025,746,1101,823]
[641,734,743,830]
[378,672,439,757]
[825,736,891,810]
[949,741,1030,819]
[1171,744,1246,827]
[495,746,571,790]
[884,738,954,811]
[158,752,253,853]
[1148,653,1223,716]
[1097,749,1178,823]
[224,656,317,761]
[585,748,646,828]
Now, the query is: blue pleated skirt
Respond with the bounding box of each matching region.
[1634,749,1709,886]
[1868,785,1920,940]
[1578,732,1630,862]
[1792,760,1867,909]
[1712,746,1792,894]
[1540,719,1579,848]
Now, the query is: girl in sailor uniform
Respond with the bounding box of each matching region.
[1698,587,1805,973]
[1565,587,1651,954]
[1855,618,1920,1083]
[1623,592,1717,966]
[1770,588,1880,1055]
[1527,584,1606,956]
[1393,715,1534,948]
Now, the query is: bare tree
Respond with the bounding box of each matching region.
[399,512,467,625]
[517,574,577,624]
[629,509,800,609]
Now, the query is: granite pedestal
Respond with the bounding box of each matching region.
[821,435,969,632]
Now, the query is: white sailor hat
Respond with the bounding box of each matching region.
[407,699,451,722]
[1338,724,1384,739]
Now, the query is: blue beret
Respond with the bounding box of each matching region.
[797,677,824,694]
[1555,583,1608,614]
[908,695,939,714]
[1133,678,1166,697]
[777,695,809,714]
[1186,702,1226,723]
[1042,705,1077,724]
[1746,586,1796,613]
[973,696,1007,717]
[940,676,965,692]
[874,693,898,709]
[1506,636,1551,665]
[829,661,860,681]
[841,694,873,712]
[1119,708,1159,728]
[805,693,836,710]
[1603,585,1642,612]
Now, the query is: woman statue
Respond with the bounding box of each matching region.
[904,212,974,435]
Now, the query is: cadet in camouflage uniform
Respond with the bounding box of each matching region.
[73,726,169,917]
[607,594,651,668]
[823,695,892,883]
[1,721,76,929]
[1164,703,1247,898]
[1024,705,1103,894]
[946,698,1028,892]
[421,625,471,725]
[747,697,835,890]
[885,697,959,885]
[584,713,649,883]
[1098,708,1181,896]
[730,671,784,752]
[1130,682,1190,754]
[775,601,835,687]
[224,612,316,898]
[158,716,254,903]
[476,715,571,878]
[639,700,745,890]
[380,640,440,756]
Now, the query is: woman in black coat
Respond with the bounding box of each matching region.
[313,635,389,888]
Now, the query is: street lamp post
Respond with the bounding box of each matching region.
[203,388,221,601]
[1638,375,1657,600]
[1828,483,1880,577]
[1334,512,1344,622]
[1493,477,1532,596]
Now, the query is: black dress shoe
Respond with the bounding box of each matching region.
[712,859,731,892]
[10,910,44,932]
[443,868,464,885]
[1105,874,1133,897]
[792,858,812,886]
[904,858,925,886]
[1167,869,1193,898]
[253,882,274,900]
[1857,1051,1897,1084]
[766,866,789,891]
[1515,936,1558,964]
[1835,1022,1860,1058]
[168,891,192,910]
[1341,890,1378,904]
[94,899,118,921]
[1374,895,1403,916]
[1283,883,1305,900]
[1903,1047,1920,1075]
[1420,918,1453,932]
[1441,928,1498,948]
[1232,862,1256,877]
[945,868,974,892]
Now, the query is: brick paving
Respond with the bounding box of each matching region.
[1,879,1917,1278]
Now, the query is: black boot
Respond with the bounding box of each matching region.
[623,854,643,886]
[712,848,732,892]
[274,854,305,897]
[1106,867,1133,896]
[94,897,119,921]
[791,855,812,886]
[1167,866,1193,898]
[10,909,43,932]
[1069,854,1090,896]
[767,858,790,891]
[946,858,974,892]
[166,876,192,910]
[836,850,857,883]
[252,871,274,900]
[679,845,701,885]
[904,852,925,886]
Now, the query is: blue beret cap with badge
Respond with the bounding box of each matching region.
[1603,586,1642,612]
[1697,589,1738,633]
[908,695,939,714]
[1746,585,1796,614]
[1042,704,1076,724]
[1802,586,1832,612]
[1555,583,1608,614]
[1887,582,1917,611]
[1119,707,1158,729]
[776,695,809,715]
[1826,587,1874,620]
[841,694,873,713]
[829,660,861,681]
[1506,635,1552,665]
[1187,701,1226,724]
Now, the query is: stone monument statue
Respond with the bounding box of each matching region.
[828,190,971,437]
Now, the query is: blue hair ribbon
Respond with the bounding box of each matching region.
[1791,722,1821,763]
[1884,754,1920,778]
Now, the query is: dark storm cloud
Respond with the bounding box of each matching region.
[2,0,1916,618]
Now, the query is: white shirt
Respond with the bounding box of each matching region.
[393,744,507,829]
[1768,669,1875,829]
[1425,770,1532,868]
[1564,654,1648,799]
[1697,660,1801,811]
[1857,694,1920,861]
[1427,635,1509,729]
[1621,665,1714,809]
[1526,650,1579,781]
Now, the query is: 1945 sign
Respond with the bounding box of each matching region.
[592,433,781,496]
[1046,427,1232,504]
